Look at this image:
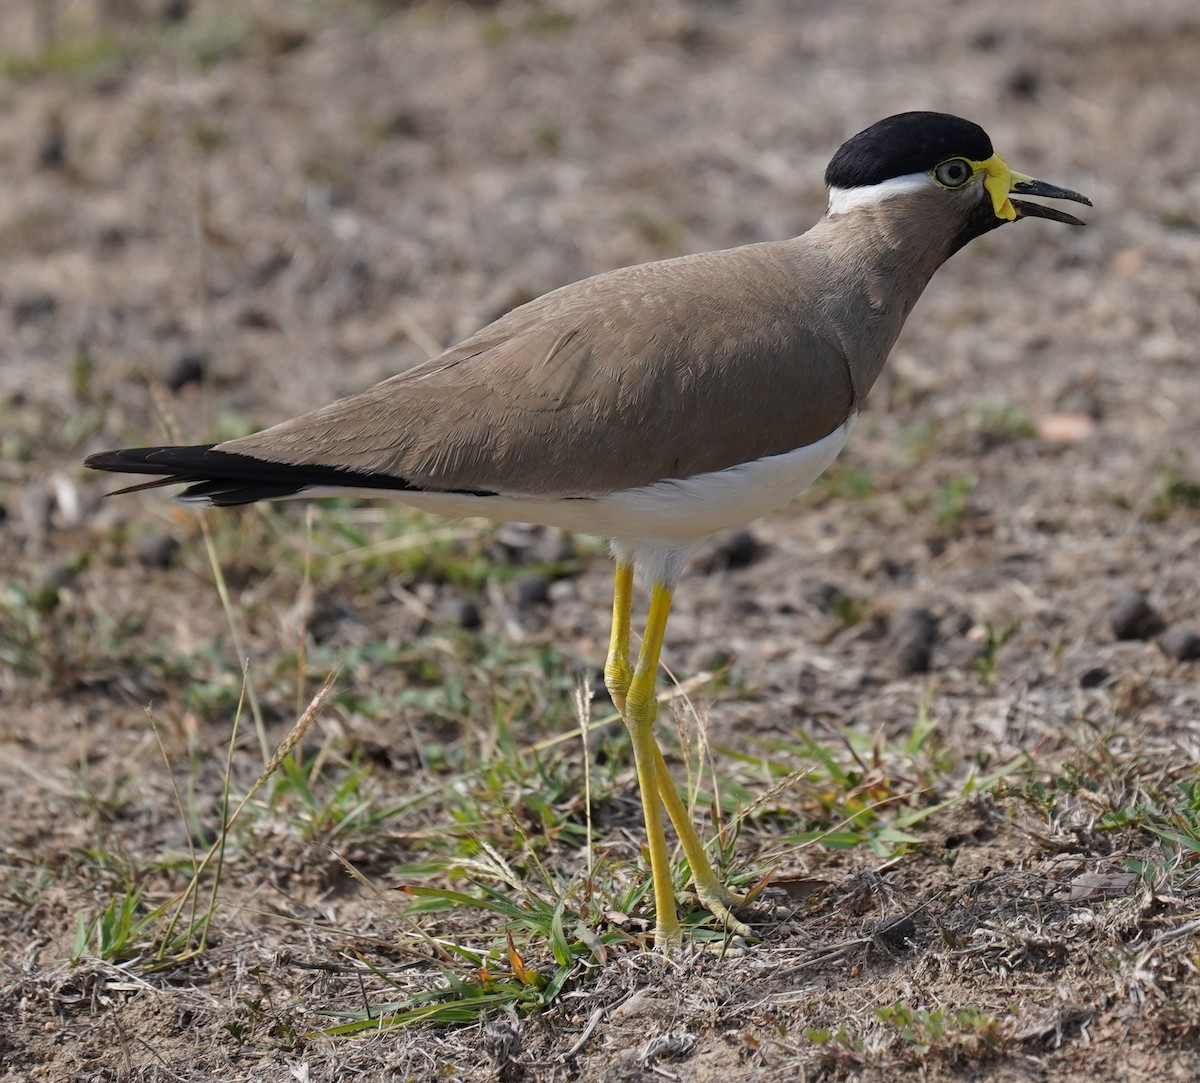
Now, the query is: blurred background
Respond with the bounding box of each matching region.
[0,1,1197,1077]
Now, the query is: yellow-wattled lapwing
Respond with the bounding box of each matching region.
[86,111,1090,951]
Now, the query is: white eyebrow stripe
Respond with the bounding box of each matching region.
[826,172,939,215]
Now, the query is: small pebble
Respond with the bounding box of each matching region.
[694,529,763,574]
[589,675,615,710]
[496,525,576,565]
[134,533,180,570]
[13,293,57,326]
[892,605,937,674]
[1077,663,1111,689]
[1109,590,1164,641]
[39,563,74,590]
[535,530,576,564]
[1160,625,1200,662]
[493,523,540,560]
[859,550,908,581]
[514,574,551,610]
[874,914,917,949]
[1006,66,1041,100]
[18,484,55,537]
[97,225,129,250]
[236,308,276,330]
[164,353,206,393]
[38,126,66,170]
[440,596,482,630]
[971,27,1002,52]
[803,580,843,612]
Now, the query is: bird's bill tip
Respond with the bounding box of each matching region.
[1009,198,1089,226]
[1010,177,1093,208]
[1007,174,1092,226]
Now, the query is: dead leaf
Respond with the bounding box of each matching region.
[1070,871,1135,902]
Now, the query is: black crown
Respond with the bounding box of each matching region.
[825,112,994,190]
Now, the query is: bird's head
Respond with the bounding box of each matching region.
[824,112,1091,256]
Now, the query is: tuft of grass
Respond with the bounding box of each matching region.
[971,620,1020,686]
[0,10,266,85]
[715,701,1022,860]
[800,458,876,507]
[525,10,575,36]
[65,671,336,972]
[250,749,389,846]
[829,590,864,629]
[70,885,200,966]
[536,124,563,154]
[874,1002,1004,1058]
[1103,777,1200,888]
[972,400,1037,442]
[622,208,683,249]
[323,864,637,1033]
[175,11,261,71]
[1000,721,1200,896]
[934,472,979,529]
[895,416,941,463]
[0,579,143,686]
[1,30,127,80]
[190,122,228,154]
[1149,461,1200,521]
[2,863,55,907]
[479,17,511,48]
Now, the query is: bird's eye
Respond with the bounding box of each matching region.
[934,158,974,188]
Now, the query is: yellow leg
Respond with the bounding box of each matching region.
[603,561,634,715]
[603,566,754,948]
[623,582,682,950]
[649,743,751,936]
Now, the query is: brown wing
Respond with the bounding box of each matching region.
[220,241,856,496]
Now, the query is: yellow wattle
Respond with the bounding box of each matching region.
[979,153,1018,222]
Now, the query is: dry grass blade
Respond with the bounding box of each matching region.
[200,515,270,765]
[157,673,338,960]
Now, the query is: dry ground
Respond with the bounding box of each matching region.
[1,1,1199,1080]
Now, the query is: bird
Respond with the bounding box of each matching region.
[86,111,1090,952]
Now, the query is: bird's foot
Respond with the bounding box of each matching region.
[692,883,754,939]
[691,876,795,934]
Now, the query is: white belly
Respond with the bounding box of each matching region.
[301,414,857,582]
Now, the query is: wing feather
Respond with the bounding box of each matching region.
[218,241,856,496]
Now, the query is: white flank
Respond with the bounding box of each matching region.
[826,172,936,216]
[295,414,858,582]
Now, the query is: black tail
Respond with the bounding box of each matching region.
[84,445,495,506]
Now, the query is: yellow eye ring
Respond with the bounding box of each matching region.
[933,158,974,188]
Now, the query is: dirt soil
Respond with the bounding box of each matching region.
[1,1,1199,1081]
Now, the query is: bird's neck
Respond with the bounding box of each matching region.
[797,210,954,406]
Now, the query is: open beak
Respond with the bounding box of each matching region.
[979,155,1092,226]
[1009,178,1093,226]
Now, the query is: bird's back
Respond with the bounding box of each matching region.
[219,239,860,498]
